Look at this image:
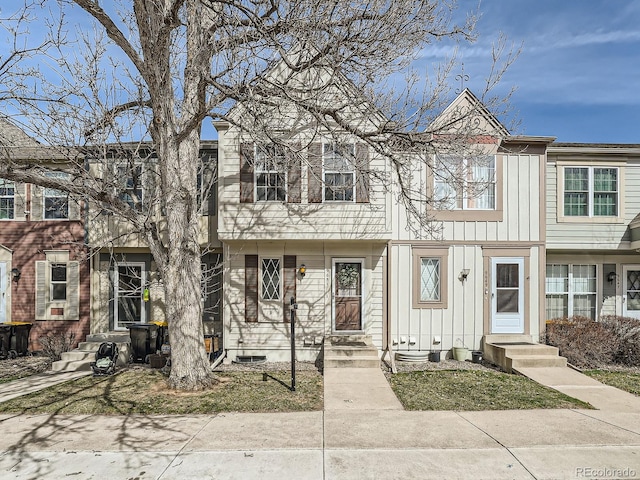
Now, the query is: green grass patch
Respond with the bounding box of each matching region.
[0,369,323,415]
[388,370,592,411]
[584,370,640,396]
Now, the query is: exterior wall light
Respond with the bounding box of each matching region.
[607,271,618,283]
[459,268,470,282]
[299,264,306,278]
[11,267,21,282]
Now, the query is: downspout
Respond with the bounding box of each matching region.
[385,240,397,373]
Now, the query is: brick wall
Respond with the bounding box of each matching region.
[1,220,90,351]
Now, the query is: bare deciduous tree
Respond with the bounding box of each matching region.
[0,0,517,390]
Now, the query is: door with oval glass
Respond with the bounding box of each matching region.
[114,262,147,330]
[491,257,525,334]
[333,260,363,332]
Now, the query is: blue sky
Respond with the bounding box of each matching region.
[433,0,640,143]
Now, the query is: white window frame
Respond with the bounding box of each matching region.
[117,163,144,210]
[434,154,496,210]
[323,143,355,202]
[260,257,281,301]
[562,166,619,218]
[0,179,15,220]
[43,172,70,220]
[545,264,597,320]
[255,144,287,202]
[50,263,68,301]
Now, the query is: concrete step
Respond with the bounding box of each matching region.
[509,355,567,370]
[324,345,379,358]
[327,334,373,346]
[323,355,380,368]
[86,332,131,343]
[60,350,95,362]
[51,359,93,372]
[497,344,560,357]
[483,334,533,345]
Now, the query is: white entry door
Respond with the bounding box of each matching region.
[114,263,146,330]
[623,265,640,319]
[0,262,6,323]
[491,257,525,334]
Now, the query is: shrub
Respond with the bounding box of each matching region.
[543,316,620,368]
[39,332,76,362]
[600,315,640,366]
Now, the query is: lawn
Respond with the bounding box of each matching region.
[387,369,593,411]
[0,368,323,415]
[584,370,640,396]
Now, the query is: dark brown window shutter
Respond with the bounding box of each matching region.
[245,255,258,323]
[308,142,323,203]
[240,143,254,203]
[355,143,370,203]
[286,144,301,203]
[283,255,297,322]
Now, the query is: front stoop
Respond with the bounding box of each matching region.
[323,335,380,368]
[51,332,131,372]
[482,335,567,374]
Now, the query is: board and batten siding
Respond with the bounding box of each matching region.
[392,153,543,243]
[223,241,385,361]
[391,243,544,353]
[546,155,640,249]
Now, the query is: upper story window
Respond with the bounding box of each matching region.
[564,167,618,217]
[44,172,70,220]
[434,154,496,210]
[117,164,143,211]
[323,143,355,202]
[255,144,286,202]
[0,179,14,220]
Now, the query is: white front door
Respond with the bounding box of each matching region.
[491,257,525,334]
[114,263,146,330]
[0,262,6,323]
[623,265,640,319]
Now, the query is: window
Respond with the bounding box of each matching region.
[255,144,286,201]
[434,154,495,210]
[261,258,281,300]
[323,143,355,202]
[546,264,597,319]
[44,172,69,219]
[118,164,143,210]
[564,167,618,217]
[0,179,14,219]
[50,264,67,301]
[412,247,449,309]
[420,258,441,302]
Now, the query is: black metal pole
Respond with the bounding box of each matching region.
[290,296,296,392]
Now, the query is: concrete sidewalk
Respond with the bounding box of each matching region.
[1,365,640,478]
[1,408,640,479]
[0,371,90,403]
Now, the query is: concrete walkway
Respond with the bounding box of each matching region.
[0,371,90,403]
[1,365,640,478]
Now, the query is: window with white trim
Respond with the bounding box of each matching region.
[50,264,67,301]
[117,164,143,210]
[255,144,286,201]
[261,258,281,300]
[0,179,14,219]
[323,143,355,202]
[44,172,70,219]
[563,167,618,217]
[546,264,597,319]
[434,154,495,210]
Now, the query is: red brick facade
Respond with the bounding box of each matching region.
[0,220,90,351]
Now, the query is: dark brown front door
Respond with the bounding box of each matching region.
[334,262,362,331]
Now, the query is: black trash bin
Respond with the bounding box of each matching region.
[0,324,12,359]
[127,323,159,363]
[151,321,169,353]
[11,323,32,356]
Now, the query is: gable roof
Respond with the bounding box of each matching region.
[0,117,40,148]
[429,88,509,138]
